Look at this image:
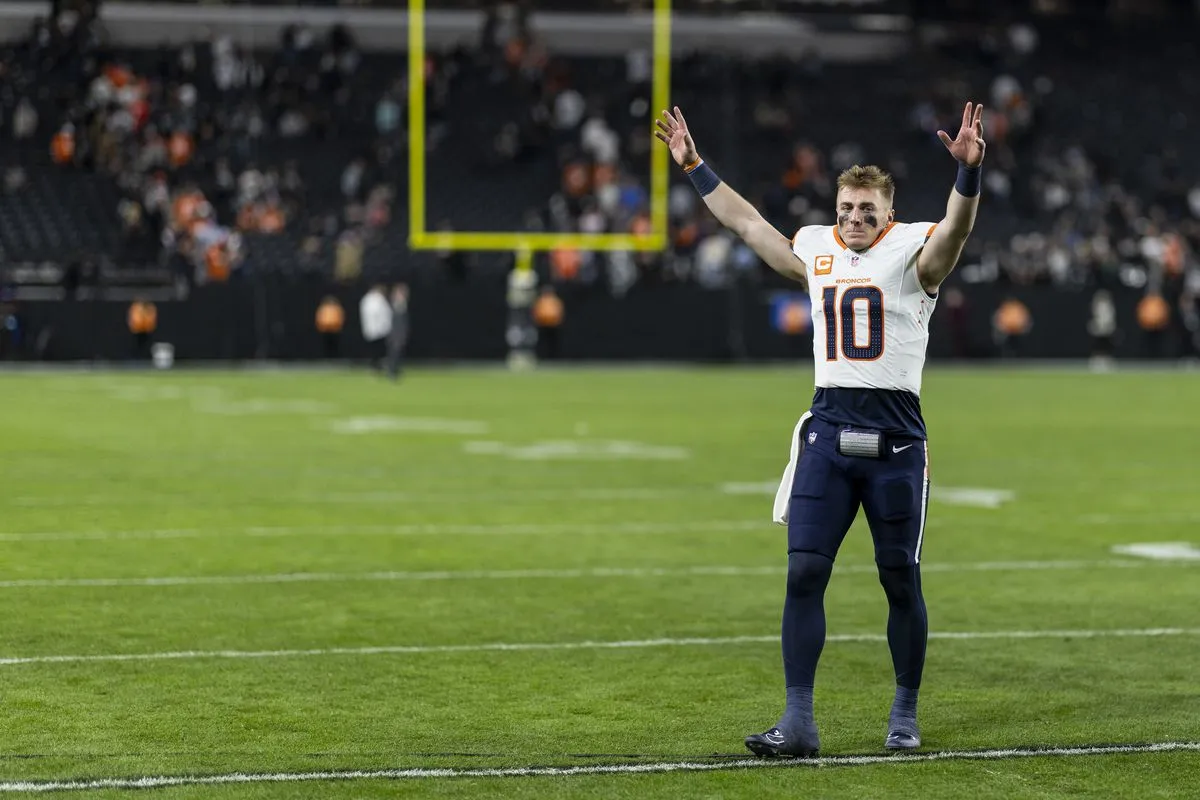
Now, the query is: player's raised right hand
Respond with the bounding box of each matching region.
[654,106,700,168]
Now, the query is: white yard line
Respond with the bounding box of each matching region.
[720,482,1015,509]
[0,520,764,543]
[1111,542,1200,561]
[0,558,1194,590]
[0,566,780,588]
[5,488,700,508]
[0,742,1197,791]
[2,628,1197,668]
[246,520,763,539]
[0,529,203,542]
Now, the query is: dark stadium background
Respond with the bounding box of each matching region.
[0,0,1197,363]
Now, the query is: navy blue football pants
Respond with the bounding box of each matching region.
[787,417,929,566]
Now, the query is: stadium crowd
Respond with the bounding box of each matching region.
[2,0,1198,330]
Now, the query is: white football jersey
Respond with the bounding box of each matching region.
[792,222,938,396]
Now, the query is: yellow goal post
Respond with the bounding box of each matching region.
[407,0,672,260]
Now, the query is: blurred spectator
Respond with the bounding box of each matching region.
[3,167,28,195]
[532,284,564,360]
[0,300,24,361]
[13,97,38,140]
[359,283,391,368]
[127,299,157,361]
[1182,267,1200,359]
[554,88,585,132]
[341,159,366,201]
[315,295,345,359]
[51,125,77,166]
[695,233,732,289]
[993,297,1032,358]
[550,247,582,283]
[1136,293,1171,358]
[364,186,393,231]
[334,229,364,283]
[1087,290,1118,370]
[375,82,402,136]
[384,283,410,380]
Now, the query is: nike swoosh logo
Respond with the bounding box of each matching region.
[764,734,785,745]
[892,444,914,453]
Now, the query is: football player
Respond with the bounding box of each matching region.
[656,101,985,755]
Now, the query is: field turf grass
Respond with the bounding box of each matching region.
[0,365,1197,798]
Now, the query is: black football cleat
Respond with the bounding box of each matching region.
[884,727,921,751]
[744,725,819,758]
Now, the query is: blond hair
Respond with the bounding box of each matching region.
[837,165,895,203]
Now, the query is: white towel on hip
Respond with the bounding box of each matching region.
[772,411,813,526]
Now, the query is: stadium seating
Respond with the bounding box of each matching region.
[0,14,1196,286]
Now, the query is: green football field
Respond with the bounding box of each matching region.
[0,365,1197,798]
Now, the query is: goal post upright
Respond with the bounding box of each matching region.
[649,0,671,244]
[407,0,428,248]
[407,0,672,255]
[408,0,672,367]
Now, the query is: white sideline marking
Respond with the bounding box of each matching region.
[0,520,764,543]
[248,520,761,540]
[933,486,1015,509]
[719,481,779,495]
[0,558,1195,590]
[464,440,690,461]
[0,566,780,589]
[6,487,695,507]
[0,529,202,542]
[95,383,337,416]
[194,399,335,416]
[1,742,1197,791]
[329,416,489,435]
[2,628,1198,668]
[720,482,1015,509]
[99,385,208,402]
[1112,542,1200,561]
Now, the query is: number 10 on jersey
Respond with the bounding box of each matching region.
[823,286,884,361]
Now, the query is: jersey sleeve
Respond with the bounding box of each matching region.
[903,222,941,298]
[791,225,821,282]
[791,225,815,258]
[903,222,940,266]
[792,224,831,260]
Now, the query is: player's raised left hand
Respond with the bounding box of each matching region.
[937,102,985,167]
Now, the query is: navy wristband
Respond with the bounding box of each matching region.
[685,159,721,197]
[955,162,981,197]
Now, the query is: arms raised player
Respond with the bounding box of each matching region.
[655,107,807,286]
[918,101,986,294]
